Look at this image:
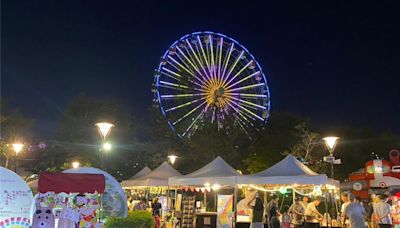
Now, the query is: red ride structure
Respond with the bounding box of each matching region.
[341,149,400,199]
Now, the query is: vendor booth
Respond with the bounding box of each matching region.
[0,166,33,228]
[237,155,340,228]
[121,162,182,226]
[169,156,241,228]
[34,172,106,228]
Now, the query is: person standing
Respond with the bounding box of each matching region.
[152,198,162,228]
[267,195,281,228]
[304,197,323,228]
[344,195,366,228]
[372,195,392,228]
[289,197,305,228]
[247,193,264,228]
[341,192,351,227]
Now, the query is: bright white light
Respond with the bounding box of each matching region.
[168,155,178,165]
[95,122,114,139]
[212,184,221,191]
[12,143,24,154]
[103,142,112,151]
[72,161,80,169]
[204,182,210,187]
[323,136,339,154]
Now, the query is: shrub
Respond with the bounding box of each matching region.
[105,210,155,228]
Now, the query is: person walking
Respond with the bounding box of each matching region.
[134,198,148,211]
[267,195,281,228]
[372,195,391,228]
[247,193,264,228]
[344,195,366,228]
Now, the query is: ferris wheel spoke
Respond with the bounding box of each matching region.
[162,67,181,78]
[161,93,206,99]
[168,55,206,87]
[221,43,235,85]
[176,46,207,82]
[186,39,213,83]
[161,69,181,82]
[167,55,195,77]
[209,35,216,79]
[226,101,254,126]
[165,97,205,112]
[222,50,244,86]
[172,100,207,125]
[166,60,181,72]
[225,82,265,92]
[223,62,255,88]
[159,80,205,92]
[182,109,205,137]
[227,98,264,121]
[217,37,223,85]
[226,93,268,98]
[229,96,267,110]
[225,70,260,90]
[197,35,214,80]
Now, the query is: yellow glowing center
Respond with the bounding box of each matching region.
[205,78,230,108]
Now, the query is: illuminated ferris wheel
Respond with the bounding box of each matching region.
[152,31,271,138]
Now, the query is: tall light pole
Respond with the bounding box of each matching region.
[12,143,24,173]
[323,136,339,179]
[95,122,114,170]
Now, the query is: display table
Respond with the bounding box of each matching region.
[195,212,217,228]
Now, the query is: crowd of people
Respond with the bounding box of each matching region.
[247,192,394,228]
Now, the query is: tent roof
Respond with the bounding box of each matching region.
[129,166,151,179]
[122,162,181,187]
[237,155,328,185]
[169,156,240,186]
[255,154,319,176]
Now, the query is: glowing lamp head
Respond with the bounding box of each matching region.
[72,161,80,169]
[323,136,339,154]
[95,122,114,139]
[168,155,178,165]
[204,182,211,187]
[102,142,112,151]
[12,143,24,154]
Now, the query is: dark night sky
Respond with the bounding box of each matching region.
[1,1,399,137]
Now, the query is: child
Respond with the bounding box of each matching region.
[282,206,291,228]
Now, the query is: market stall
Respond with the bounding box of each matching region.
[63,167,128,218]
[236,155,340,228]
[121,162,182,226]
[34,172,106,228]
[169,156,241,228]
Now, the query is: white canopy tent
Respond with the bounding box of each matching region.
[122,162,181,188]
[128,166,151,180]
[169,156,240,186]
[237,154,328,185]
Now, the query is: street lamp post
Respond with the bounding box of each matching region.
[323,136,339,179]
[12,143,24,173]
[95,122,114,170]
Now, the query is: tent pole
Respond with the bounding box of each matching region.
[292,188,296,203]
[233,187,238,228]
